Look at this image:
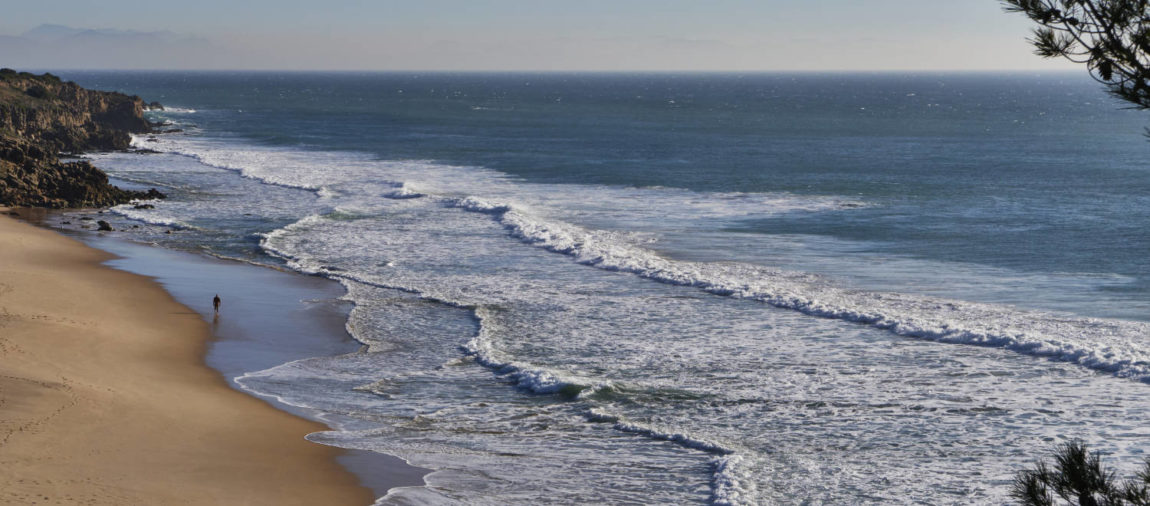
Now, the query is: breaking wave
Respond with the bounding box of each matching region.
[446,198,1150,383]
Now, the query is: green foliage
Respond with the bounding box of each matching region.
[1003,0,1150,109]
[0,69,63,86]
[1012,440,1150,506]
[25,85,52,100]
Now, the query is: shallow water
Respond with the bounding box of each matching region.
[60,232,428,496]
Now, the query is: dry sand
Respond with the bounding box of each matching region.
[0,214,372,505]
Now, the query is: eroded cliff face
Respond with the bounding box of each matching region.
[0,69,164,208]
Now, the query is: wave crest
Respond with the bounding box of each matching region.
[445,196,1150,383]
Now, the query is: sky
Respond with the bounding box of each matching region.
[0,0,1081,71]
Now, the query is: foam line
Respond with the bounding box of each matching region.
[109,202,202,230]
[444,198,1150,384]
[587,408,758,505]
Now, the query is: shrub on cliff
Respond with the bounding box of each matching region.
[1013,440,1150,506]
[26,85,53,100]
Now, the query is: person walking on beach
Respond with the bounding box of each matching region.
[213,294,221,314]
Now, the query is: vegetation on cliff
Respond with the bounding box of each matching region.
[0,69,164,207]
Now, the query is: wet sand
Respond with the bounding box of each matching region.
[80,230,429,498]
[0,214,375,505]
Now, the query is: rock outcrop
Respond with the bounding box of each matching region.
[0,68,166,208]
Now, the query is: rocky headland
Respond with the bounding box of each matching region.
[0,69,164,207]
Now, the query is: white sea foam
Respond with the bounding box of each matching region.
[131,134,373,190]
[442,198,1150,383]
[109,201,200,230]
[449,196,512,214]
[139,133,865,223]
[586,407,758,504]
[463,306,615,397]
[133,131,1150,504]
[588,408,732,455]
[238,136,1150,386]
[711,455,761,506]
[129,133,151,147]
[383,186,424,199]
[259,213,767,500]
[259,214,342,275]
[121,135,1150,506]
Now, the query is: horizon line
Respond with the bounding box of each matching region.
[17,67,1086,75]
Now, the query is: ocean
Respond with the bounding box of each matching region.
[56,71,1150,504]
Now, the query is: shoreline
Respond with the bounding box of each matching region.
[67,219,430,498]
[0,213,377,504]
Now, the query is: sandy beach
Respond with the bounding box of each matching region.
[0,214,372,505]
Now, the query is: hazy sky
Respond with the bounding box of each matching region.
[0,0,1080,71]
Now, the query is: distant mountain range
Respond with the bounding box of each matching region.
[0,24,216,70]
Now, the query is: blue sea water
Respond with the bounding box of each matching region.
[56,71,1150,504]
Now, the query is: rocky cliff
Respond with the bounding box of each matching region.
[0,69,164,207]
